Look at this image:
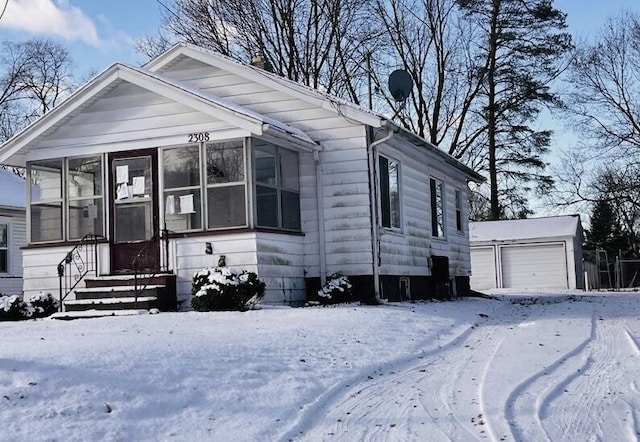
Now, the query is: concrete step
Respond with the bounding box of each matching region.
[84,273,175,288]
[64,296,158,311]
[74,285,163,300]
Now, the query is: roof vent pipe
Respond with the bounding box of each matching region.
[251,53,272,72]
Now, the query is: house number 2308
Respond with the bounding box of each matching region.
[188,132,210,142]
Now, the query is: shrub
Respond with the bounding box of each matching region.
[26,292,58,318]
[0,292,57,321]
[317,273,353,305]
[191,267,266,312]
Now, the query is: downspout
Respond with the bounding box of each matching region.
[314,150,327,287]
[367,123,395,304]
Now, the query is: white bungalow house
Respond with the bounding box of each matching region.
[0,168,29,295]
[469,215,585,291]
[0,43,483,311]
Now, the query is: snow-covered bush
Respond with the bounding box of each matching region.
[191,267,266,312]
[317,273,353,305]
[0,292,57,321]
[26,292,58,318]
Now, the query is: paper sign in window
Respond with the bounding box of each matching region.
[116,182,129,200]
[165,195,175,215]
[116,165,129,184]
[179,194,195,214]
[87,204,98,219]
[132,176,145,195]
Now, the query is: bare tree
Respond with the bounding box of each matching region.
[372,0,487,160]
[569,11,640,158]
[0,39,73,142]
[139,0,383,104]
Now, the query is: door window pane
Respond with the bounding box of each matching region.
[115,203,152,242]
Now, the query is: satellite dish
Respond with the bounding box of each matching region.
[388,69,413,101]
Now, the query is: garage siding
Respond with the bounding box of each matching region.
[500,243,568,289]
[470,246,497,290]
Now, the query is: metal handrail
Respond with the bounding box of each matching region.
[57,234,103,312]
[132,223,171,308]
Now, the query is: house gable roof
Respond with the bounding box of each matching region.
[470,215,583,243]
[145,43,484,183]
[0,62,319,166]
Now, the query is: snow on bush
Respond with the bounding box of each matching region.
[191,267,265,312]
[0,292,57,321]
[317,273,354,305]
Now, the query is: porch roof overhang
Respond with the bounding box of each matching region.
[0,63,320,167]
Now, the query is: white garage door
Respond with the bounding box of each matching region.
[470,246,497,290]
[501,243,568,289]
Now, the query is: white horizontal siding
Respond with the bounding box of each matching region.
[22,246,69,300]
[256,232,305,304]
[0,211,25,295]
[377,141,472,280]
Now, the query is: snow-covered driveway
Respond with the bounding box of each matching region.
[1,292,639,441]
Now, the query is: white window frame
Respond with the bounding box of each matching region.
[378,154,402,230]
[0,218,9,274]
[430,177,445,239]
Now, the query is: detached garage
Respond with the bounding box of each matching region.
[469,215,584,291]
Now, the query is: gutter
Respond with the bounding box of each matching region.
[314,150,327,287]
[366,124,396,304]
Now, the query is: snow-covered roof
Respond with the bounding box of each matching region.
[469,215,582,243]
[0,168,28,210]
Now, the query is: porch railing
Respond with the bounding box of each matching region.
[132,223,171,308]
[57,234,103,312]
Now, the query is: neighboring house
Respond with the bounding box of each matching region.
[0,43,483,309]
[469,215,584,291]
[0,168,29,295]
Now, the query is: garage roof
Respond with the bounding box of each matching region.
[470,215,582,242]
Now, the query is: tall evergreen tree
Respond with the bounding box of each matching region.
[584,199,630,255]
[456,0,572,219]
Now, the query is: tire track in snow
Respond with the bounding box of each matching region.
[505,312,640,442]
[503,313,596,441]
[276,323,479,441]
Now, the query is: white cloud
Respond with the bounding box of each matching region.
[0,0,101,46]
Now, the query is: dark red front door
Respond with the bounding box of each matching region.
[108,149,159,273]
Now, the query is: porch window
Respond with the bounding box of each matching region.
[163,145,202,232]
[430,178,445,238]
[0,223,7,273]
[68,156,103,239]
[29,156,104,243]
[379,155,401,229]
[30,160,63,242]
[255,141,300,231]
[206,141,246,228]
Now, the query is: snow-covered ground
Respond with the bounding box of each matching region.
[2,291,640,441]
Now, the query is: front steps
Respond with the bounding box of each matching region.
[60,273,177,314]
